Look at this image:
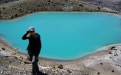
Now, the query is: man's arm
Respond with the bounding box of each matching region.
[37,33,42,50]
[22,31,30,40]
[34,33,42,49]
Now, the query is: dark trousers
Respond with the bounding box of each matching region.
[28,51,39,75]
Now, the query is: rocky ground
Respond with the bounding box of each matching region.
[1,37,121,75]
[81,0,121,12]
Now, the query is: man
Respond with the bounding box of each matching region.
[22,27,42,75]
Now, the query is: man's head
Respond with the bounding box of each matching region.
[28,26,35,35]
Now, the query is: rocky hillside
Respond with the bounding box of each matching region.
[0,0,103,20]
[81,0,121,12]
[0,0,119,20]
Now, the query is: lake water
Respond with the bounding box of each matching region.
[0,12,121,60]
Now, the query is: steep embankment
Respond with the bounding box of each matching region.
[0,0,106,20]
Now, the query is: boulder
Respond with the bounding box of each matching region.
[0,15,2,19]
[11,52,16,55]
[9,15,13,19]
[26,55,30,61]
[108,51,112,54]
[0,71,3,74]
[108,46,117,54]
[48,0,51,2]
[37,4,40,7]
[3,7,6,10]
[67,69,72,73]
[13,8,17,10]
[24,61,31,64]
[98,6,100,10]
[79,4,83,7]
[14,14,18,17]
[57,64,63,69]
[4,1,8,3]
[110,46,116,50]
[2,47,5,50]
[19,9,24,12]
[100,63,103,65]
[112,70,114,72]
[97,72,100,74]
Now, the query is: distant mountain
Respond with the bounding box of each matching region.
[81,0,121,12]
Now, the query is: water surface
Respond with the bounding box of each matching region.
[0,12,121,60]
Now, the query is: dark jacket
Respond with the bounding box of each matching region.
[22,31,41,55]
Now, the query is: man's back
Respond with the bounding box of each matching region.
[22,30,42,55]
[28,33,41,50]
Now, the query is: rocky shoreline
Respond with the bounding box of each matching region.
[0,0,118,20]
[1,36,121,75]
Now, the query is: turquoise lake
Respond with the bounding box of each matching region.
[0,12,121,60]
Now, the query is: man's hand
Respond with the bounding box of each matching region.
[26,31,29,34]
[26,31,31,38]
[22,31,30,40]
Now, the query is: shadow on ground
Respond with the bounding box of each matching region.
[37,71,48,75]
